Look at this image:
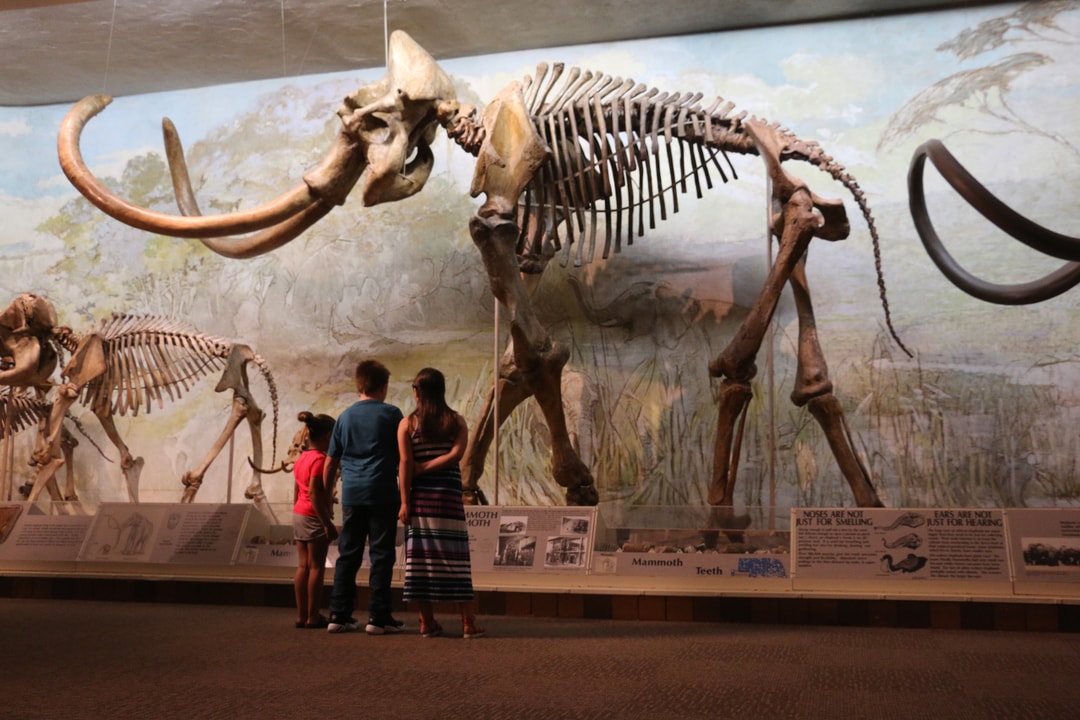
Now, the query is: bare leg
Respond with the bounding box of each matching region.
[295,540,311,626]
[307,537,329,624]
[415,600,437,635]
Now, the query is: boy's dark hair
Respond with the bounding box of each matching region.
[355,359,390,394]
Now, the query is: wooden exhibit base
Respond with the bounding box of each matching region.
[2,573,1077,633]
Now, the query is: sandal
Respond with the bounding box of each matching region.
[420,621,443,638]
[305,615,330,629]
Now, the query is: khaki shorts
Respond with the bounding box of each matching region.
[293,512,327,542]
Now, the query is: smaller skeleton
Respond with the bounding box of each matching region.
[0,386,103,502]
[0,294,279,509]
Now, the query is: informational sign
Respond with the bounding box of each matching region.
[0,503,94,563]
[234,510,343,568]
[1007,508,1080,588]
[594,549,790,580]
[467,506,595,574]
[793,508,1009,581]
[78,503,249,564]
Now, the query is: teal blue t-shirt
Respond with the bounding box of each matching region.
[327,398,403,506]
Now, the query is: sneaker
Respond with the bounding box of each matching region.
[463,618,486,639]
[365,616,404,635]
[327,615,360,633]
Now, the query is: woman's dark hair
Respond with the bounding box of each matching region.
[297,411,336,442]
[411,367,457,442]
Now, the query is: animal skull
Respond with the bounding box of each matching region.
[57,31,457,258]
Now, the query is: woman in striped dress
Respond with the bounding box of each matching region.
[397,367,485,639]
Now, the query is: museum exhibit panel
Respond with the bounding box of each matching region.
[1,1,1078,624]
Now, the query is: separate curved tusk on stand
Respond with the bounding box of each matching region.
[908,139,1080,305]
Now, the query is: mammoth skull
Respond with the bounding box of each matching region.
[57,30,457,259]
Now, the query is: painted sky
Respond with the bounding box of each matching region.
[0,3,1048,201]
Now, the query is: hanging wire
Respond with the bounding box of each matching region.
[102,0,119,93]
[281,0,287,76]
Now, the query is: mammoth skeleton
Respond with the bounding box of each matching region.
[0,293,280,510]
[59,31,910,509]
[909,139,1080,304]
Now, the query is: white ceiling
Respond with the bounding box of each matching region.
[1,0,1010,107]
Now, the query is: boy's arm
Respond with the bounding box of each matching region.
[397,418,413,523]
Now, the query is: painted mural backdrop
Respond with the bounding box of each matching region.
[0,2,1077,511]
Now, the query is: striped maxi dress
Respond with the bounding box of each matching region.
[402,431,475,603]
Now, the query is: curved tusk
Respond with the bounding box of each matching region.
[909,139,1080,305]
[198,201,336,258]
[58,94,321,238]
[247,457,293,474]
[160,116,342,258]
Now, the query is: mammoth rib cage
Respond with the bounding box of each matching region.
[0,388,48,439]
[81,315,234,417]
[509,62,909,357]
[517,64,882,267]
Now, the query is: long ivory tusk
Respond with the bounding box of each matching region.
[58,94,321,238]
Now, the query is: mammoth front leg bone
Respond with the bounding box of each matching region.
[468,212,598,505]
[460,368,531,505]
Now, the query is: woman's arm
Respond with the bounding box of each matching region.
[414,413,468,475]
[397,417,414,524]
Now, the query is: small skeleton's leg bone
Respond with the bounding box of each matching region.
[180,394,251,503]
[33,383,79,469]
[241,402,273,522]
[58,425,78,501]
[95,409,142,503]
[26,457,65,502]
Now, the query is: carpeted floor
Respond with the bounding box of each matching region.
[3,597,1079,720]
